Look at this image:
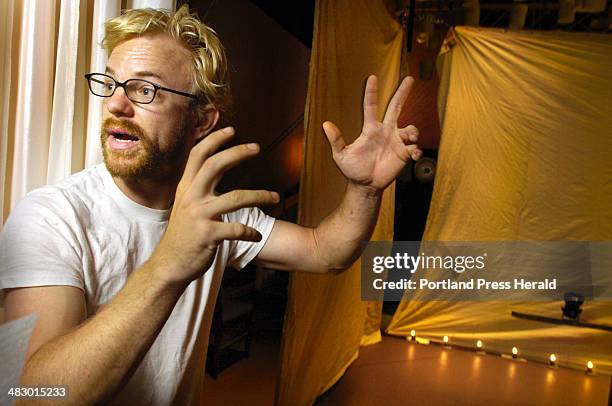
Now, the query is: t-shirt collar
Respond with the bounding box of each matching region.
[97,164,171,222]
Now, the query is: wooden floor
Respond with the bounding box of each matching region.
[316,335,611,406]
[201,331,280,406]
[201,332,610,405]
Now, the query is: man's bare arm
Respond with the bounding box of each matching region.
[6,267,185,405]
[256,183,381,272]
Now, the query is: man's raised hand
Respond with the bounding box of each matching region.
[323,75,422,192]
[151,127,279,287]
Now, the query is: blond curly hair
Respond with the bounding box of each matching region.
[103,4,230,115]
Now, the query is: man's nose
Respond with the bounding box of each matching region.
[106,86,135,117]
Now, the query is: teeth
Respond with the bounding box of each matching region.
[111,133,138,142]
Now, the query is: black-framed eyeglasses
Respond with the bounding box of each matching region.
[84,73,197,104]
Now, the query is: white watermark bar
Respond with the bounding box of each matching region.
[361,241,611,301]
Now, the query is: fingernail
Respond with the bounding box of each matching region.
[222,126,234,133]
[271,192,280,201]
[246,143,259,150]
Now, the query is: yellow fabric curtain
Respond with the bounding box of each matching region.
[276,0,404,404]
[388,27,612,374]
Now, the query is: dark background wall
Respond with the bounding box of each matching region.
[188,0,310,211]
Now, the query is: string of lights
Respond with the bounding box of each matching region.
[405,329,599,374]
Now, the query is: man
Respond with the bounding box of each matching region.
[0,5,421,405]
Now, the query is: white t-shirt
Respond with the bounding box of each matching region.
[0,164,275,405]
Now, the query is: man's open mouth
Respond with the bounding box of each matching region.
[107,128,142,150]
[109,129,139,142]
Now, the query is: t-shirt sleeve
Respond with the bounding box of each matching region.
[0,190,85,292]
[224,206,276,270]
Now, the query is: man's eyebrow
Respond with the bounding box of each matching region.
[104,67,166,83]
[133,71,166,82]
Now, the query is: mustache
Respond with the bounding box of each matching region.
[102,118,147,140]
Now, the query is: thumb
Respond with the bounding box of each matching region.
[322,121,346,155]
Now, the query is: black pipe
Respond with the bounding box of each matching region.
[406,0,417,52]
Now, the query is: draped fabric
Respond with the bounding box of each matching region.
[0,0,17,223]
[84,0,123,171]
[276,1,404,404]
[388,27,612,374]
[0,0,174,224]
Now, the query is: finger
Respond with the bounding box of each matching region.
[363,75,378,125]
[407,146,422,161]
[383,76,414,125]
[322,121,346,155]
[202,189,280,218]
[213,222,263,243]
[192,143,260,196]
[183,126,235,183]
[398,125,419,144]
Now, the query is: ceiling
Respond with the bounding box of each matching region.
[248,0,316,47]
[248,0,611,48]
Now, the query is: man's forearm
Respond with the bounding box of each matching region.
[19,260,186,405]
[312,181,382,270]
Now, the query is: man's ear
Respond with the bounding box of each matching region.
[192,105,219,142]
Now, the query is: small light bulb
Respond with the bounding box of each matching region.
[512,347,518,357]
[443,335,449,344]
[476,340,483,349]
[416,32,429,44]
[411,329,416,338]
[586,361,594,373]
[549,354,556,365]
